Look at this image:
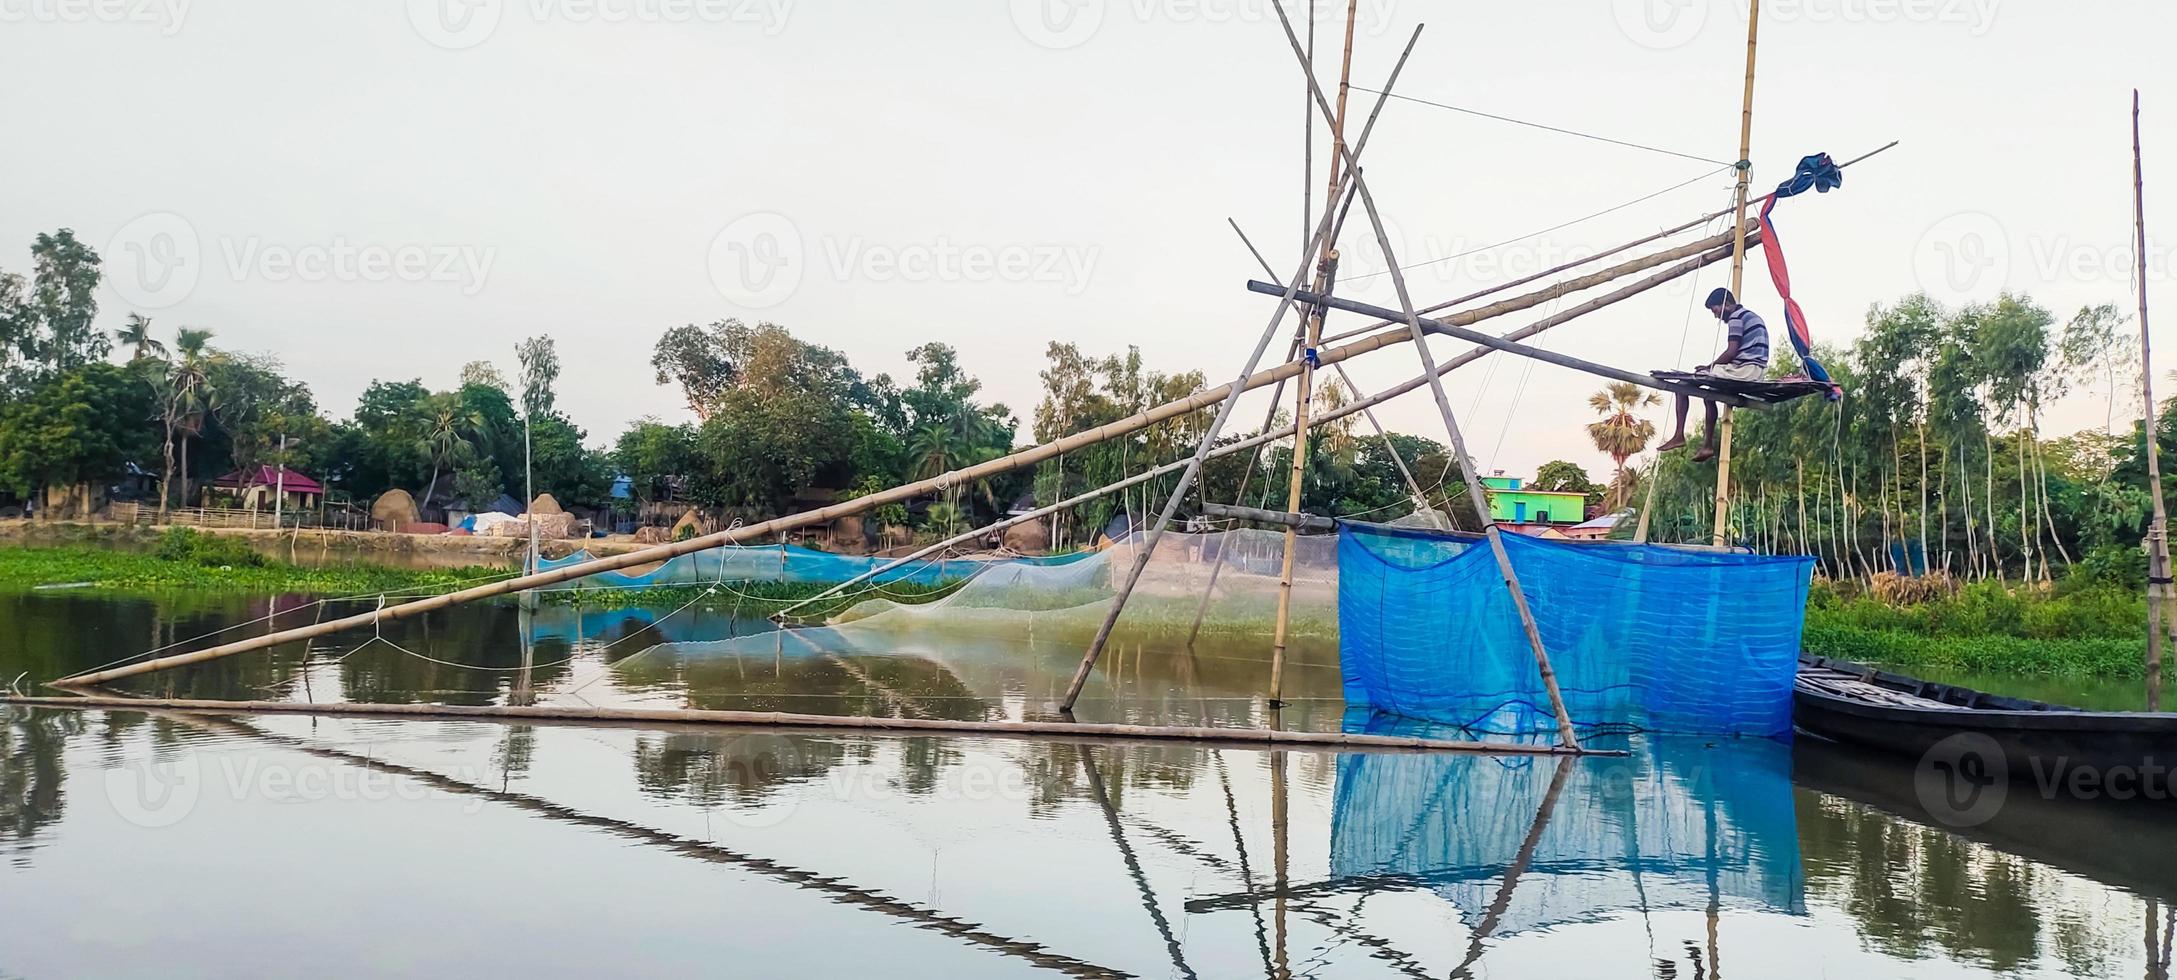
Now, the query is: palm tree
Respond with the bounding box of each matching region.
[157,328,217,519]
[1586,382,1660,510]
[114,313,167,363]
[418,393,484,509]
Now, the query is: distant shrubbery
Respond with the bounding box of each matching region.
[1805,565,2149,675]
[154,527,267,568]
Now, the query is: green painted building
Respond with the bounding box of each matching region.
[1481,474,1587,526]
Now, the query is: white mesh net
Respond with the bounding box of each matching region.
[830,528,1340,643]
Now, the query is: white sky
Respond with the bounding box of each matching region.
[4,0,2173,481]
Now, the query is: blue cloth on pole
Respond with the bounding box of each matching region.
[1335,524,1812,736]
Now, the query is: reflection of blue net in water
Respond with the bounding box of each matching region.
[1337,525,1813,736]
[831,528,1341,643]
[1329,725,1805,937]
[535,544,1091,589]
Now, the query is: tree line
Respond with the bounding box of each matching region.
[1632,292,2161,586]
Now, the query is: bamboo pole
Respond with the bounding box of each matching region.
[1267,4,1581,749]
[780,236,1744,624]
[1231,220,1433,509]
[1250,281,1756,407]
[153,711,1132,980]
[1268,0,1360,709]
[1711,0,1762,548]
[2138,89,2169,712]
[1314,140,1898,349]
[65,223,1745,689]
[1057,24,1426,714]
[0,694,1593,754]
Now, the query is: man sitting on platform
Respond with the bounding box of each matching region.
[1656,287,1769,463]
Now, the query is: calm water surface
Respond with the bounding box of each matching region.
[0,589,2171,978]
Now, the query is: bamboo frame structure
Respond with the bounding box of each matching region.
[2138,89,2170,711]
[1248,282,1755,407]
[1056,24,1426,714]
[776,235,1747,624]
[1266,1,1582,748]
[58,218,1750,690]
[0,694,1596,754]
[1711,0,1763,547]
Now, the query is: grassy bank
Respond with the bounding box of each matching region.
[1803,578,2150,676]
[0,528,958,616]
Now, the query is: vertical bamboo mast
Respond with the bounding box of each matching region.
[2136,89,2169,712]
[1269,0,1360,707]
[1712,0,1762,547]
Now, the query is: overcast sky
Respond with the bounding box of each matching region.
[5,0,2174,482]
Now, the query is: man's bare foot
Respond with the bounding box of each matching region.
[1692,445,1717,463]
[1656,435,1687,452]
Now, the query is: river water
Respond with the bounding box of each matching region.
[0,588,2169,978]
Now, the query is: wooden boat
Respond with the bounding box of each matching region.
[1794,655,2177,781]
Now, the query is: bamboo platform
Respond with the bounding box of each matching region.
[1649,370,1833,406]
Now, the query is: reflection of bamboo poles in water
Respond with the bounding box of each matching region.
[1078,747,1200,980]
[1271,734,1291,980]
[155,710,1130,980]
[2148,899,2173,980]
[1215,752,1276,977]
[1448,755,1575,979]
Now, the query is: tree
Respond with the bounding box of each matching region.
[515,335,560,421]
[651,322,741,420]
[28,230,106,373]
[114,313,167,363]
[1533,460,1603,511]
[156,327,217,516]
[0,363,156,504]
[614,419,697,504]
[1585,382,1660,509]
[459,360,509,392]
[417,392,485,506]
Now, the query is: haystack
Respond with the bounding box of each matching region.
[371,489,421,528]
[1000,520,1050,555]
[670,508,709,540]
[528,493,564,516]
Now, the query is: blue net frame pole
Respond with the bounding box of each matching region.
[1057,24,1426,714]
[1266,3,1583,749]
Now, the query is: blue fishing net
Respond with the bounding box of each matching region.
[536,544,1091,589]
[1336,524,1812,736]
[1328,724,1806,935]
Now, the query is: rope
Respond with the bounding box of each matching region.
[1353,87,1734,166]
[1345,165,1734,282]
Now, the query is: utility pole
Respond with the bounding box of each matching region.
[523,408,539,611]
[1712,0,1762,547]
[2136,89,2168,711]
[273,433,287,530]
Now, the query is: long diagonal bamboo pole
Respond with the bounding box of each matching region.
[63,227,1745,689]
[1056,24,1426,713]
[775,236,1741,624]
[1268,1,1582,747]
